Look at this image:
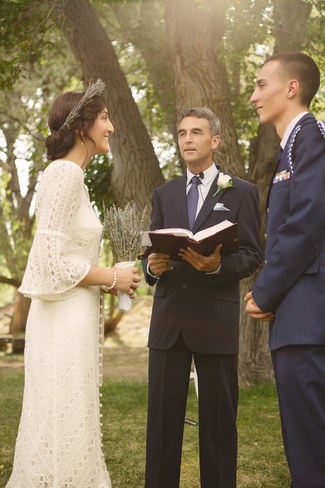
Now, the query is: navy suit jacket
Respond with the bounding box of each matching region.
[253,113,325,350]
[144,168,262,354]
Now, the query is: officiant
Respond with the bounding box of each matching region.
[142,107,262,488]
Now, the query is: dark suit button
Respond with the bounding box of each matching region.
[267,208,269,214]
[264,233,267,239]
[182,283,188,289]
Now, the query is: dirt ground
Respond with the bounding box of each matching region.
[0,296,152,382]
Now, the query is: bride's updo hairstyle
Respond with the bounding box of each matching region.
[46,91,106,161]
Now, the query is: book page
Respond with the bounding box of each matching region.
[152,228,193,237]
[192,220,233,241]
[141,228,192,246]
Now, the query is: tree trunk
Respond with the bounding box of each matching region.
[59,0,164,210]
[272,0,312,51]
[164,0,244,177]
[239,276,274,386]
[10,291,31,335]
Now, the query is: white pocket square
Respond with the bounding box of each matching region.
[213,202,230,211]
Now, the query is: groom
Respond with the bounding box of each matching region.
[245,52,325,487]
[143,107,262,488]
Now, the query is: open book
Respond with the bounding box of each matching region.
[139,220,239,261]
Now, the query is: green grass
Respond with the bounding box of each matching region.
[0,374,290,488]
[237,385,289,487]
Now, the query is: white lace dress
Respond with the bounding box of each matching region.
[6,160,111,488]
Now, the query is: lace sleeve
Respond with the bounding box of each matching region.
[19,161,91,300]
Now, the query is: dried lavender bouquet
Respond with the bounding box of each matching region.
[104,202,149,262]
[104,202,149,311]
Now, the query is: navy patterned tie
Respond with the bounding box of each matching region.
[187,175,202,230]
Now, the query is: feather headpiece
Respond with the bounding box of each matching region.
[59,78,106,131]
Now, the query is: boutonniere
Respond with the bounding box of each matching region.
[213,172,234,197]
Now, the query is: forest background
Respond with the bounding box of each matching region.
[0,0,324,385]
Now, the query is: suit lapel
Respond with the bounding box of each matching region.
[172,175,189,227]
[265,147,283,210]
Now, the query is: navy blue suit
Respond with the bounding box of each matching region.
[144,168,262,488]
[253,113,325,488]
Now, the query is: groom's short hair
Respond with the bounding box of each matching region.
[265,52,320,107]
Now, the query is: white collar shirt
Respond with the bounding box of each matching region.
[280,111,309,150]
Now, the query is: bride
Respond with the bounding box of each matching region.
[6,80,140,487]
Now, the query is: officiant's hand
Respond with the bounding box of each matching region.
[178,244,222,272]
[148,252,172,277]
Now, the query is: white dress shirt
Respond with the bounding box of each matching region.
[280,112,309,149]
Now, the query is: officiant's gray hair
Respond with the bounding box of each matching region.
[177,107,221,136]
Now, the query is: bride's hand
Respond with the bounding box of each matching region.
[114,266,141,295]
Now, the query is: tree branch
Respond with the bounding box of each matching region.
[0,275,21,288]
